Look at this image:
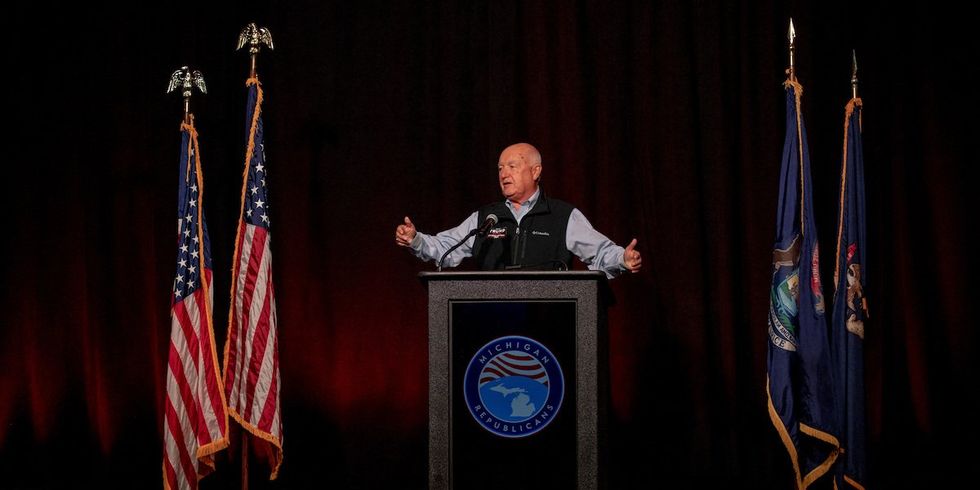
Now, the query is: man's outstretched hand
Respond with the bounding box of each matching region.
[623,238,642,273]
[395,216,417,247]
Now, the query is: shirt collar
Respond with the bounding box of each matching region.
[506,187,541,212]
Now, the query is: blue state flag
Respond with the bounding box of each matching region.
[767,79,841,489]
[831,96,868,489]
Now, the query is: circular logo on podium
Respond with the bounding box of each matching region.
[463,335,564,438]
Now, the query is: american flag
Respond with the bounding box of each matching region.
[222,77,283,478]
[480,352,549,387]
[163,119,229,490]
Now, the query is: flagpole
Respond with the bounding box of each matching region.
[787,18,797,82]
[242,430,249,490]
[234,23,274,488]
[851,49,859,99]
[164,65,230,489]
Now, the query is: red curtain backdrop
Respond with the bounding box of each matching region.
[3,1,975,488]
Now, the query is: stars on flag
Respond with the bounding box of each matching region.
[243,142,271,228]
[174,178,205,299]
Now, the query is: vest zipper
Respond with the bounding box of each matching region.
[518,215,531,264]
[512,225,521,266]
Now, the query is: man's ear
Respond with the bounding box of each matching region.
[533,165,542,182]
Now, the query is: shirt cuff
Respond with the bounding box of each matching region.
[410,232,423,251]
[611,250,632,276]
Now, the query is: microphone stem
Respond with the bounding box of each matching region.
[435,215,496,271]
[437,230,476,271]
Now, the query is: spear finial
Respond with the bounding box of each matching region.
[788,18,797,81]
[167,66,207,124]
[851,49,859,99]
[237,23,274,78]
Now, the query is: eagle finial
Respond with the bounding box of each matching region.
[167,66,206,123]
[167,66,207,98]
[238,23,274,78]
[238,23,274,54]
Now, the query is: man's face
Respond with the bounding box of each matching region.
[498,148,540,203]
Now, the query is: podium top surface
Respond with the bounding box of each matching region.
[418,270,605,282]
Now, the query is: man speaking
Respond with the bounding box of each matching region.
[395,143,641,278]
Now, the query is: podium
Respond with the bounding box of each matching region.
[421,271,609,490]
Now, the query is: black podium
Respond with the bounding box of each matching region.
[421,271,608,490]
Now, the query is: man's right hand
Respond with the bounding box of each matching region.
[395,216,417,247]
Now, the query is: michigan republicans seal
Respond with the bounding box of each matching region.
[463,335,564,438]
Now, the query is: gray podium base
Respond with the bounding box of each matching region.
[422,271,608,490]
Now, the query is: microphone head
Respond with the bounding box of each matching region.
[475,213,499,237]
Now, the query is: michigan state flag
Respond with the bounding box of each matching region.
[767,79,841,489]
[831,96,867,489]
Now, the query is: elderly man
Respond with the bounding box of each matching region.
[395,143,641,278]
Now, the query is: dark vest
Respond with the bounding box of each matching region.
[471,193,574,271]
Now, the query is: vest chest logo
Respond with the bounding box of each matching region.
[463,335,564,438]
[530,230,550,236]
[487,227,507,239]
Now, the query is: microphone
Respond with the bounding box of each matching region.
[475,214,499,236]
[437,214,499,271]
